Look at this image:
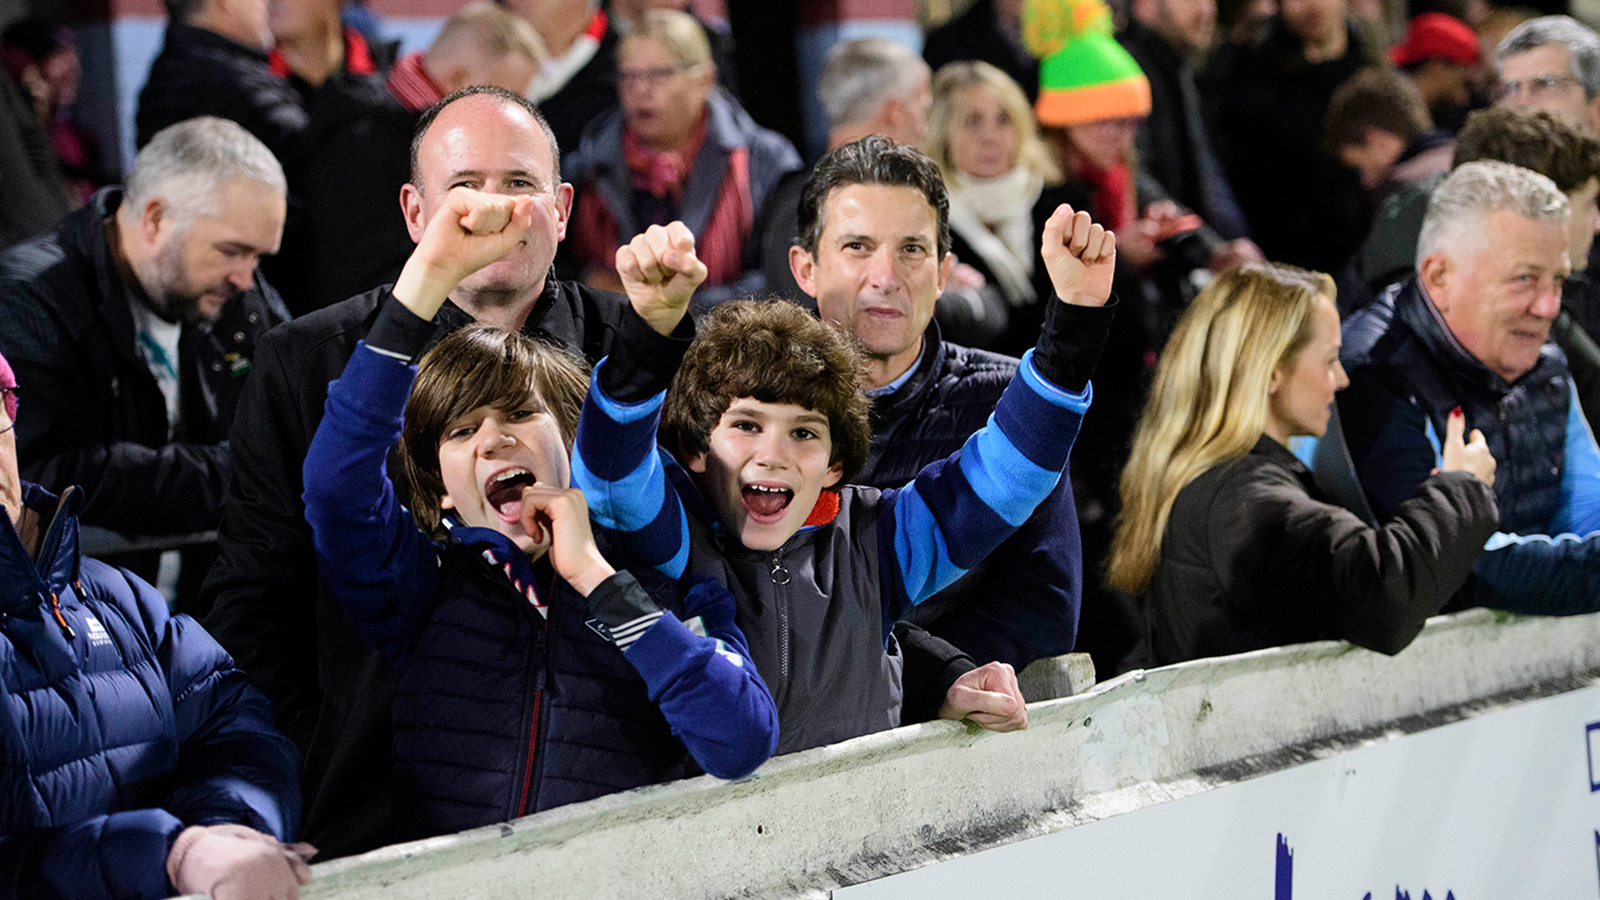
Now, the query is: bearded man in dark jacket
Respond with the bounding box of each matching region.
[0,117,289,612]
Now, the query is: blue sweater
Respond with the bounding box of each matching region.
[302,332,777,837]
[0,483,301,900]
[573,300,1111,753]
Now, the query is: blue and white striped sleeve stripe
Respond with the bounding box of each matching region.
[886,349,1090,607]
[572,359,691,579]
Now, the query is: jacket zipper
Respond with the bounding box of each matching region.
[771,548,791,696]
[48,591,75,640]
[515,687,544,817]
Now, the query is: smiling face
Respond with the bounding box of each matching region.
[687,398,844,552]
[948,83,1021,179]
[404,94,571,301]
[133,176,285,322]
[1265,295,1348,445]
[436,395,572,557]
[1424,208,1570,383]
[792,183,951,387]
[618,35,712,151]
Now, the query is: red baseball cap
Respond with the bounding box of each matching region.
[1391,13,1482,67]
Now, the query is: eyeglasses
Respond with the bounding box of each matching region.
[0,387,15,435]
[617,63,695,89]
[1496,74,1583,101]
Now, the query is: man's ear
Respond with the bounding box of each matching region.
[554,182,574,242]
[1419,252,1452,312]
[790,246,818,298]
[401,182,426,243]
[823,460,844,489]
[138,197,168,244]
[936,251,953,294]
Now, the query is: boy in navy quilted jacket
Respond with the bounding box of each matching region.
[573,203,1117,754]
[302,187,777,841]
[0,348,312,900]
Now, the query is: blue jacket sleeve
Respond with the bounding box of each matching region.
[572,359,692,580]
[880,349,1091,618]
[615,575,777,779]
[1552,383,1600,536]
[302,341,442,671]
[0,569,303,900]
[0,808,186,900]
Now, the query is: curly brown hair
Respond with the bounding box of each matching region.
[663,299,873,483]
[398,324,590,539]
[1454,105,1600,194]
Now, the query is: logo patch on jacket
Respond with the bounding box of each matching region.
[82,614,114,648]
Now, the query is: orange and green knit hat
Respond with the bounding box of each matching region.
[1024,0,1152,126]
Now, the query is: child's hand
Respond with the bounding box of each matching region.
[937,662,1027,732]
[617,221,708,336]
[518,485,616,596]
[391,188,537,320]
[1040,203,1116,308]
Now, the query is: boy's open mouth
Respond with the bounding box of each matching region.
[742,483,793,519]
[485,468,538,521]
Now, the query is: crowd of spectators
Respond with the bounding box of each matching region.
[7,0,1600,895]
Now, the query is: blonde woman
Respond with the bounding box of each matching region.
[923,60,1064,323]
[1107,263,1499,665]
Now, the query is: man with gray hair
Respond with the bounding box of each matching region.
[1495,15,1600,136]
[1340,160,1600,615]
[0,116,290,610]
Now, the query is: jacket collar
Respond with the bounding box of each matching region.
[866,320,944,430]
[0,483,80,611]
[60,188,152,383]
[164,22,272,62]
[1394,275,1553,396]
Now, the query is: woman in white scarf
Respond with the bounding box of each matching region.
[923,61,1063,315]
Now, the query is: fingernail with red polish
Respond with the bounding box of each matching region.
[1451,406,1463,417]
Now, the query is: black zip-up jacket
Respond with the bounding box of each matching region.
[1148,436,1497,665]
[135,24,308,159]
[0,187,288,536]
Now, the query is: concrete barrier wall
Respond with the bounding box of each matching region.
[290,608,1600,900]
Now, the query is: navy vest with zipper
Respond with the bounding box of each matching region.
[388,532,694,841]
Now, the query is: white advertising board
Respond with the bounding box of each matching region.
[840,683,1600,900]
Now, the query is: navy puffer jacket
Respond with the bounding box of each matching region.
[0,483,301,900]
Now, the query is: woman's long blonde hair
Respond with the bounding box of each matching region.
[1106,263,1336,594]
[922,61,1061,185]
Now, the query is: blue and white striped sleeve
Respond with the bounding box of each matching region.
[572,357,692,580]
[881,348,1091,616]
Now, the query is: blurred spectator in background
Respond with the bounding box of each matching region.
[609,0,740,97]
[0,18,113,206]
[921,60,1069,350]
[288,0,546,313]
[1493,15,1600,136]
[513,0,618,154]
[1325,67,1450,202]
[1119,0,1254,247]
[1108,262,1497,666]
[1390,12,1484,132]
[1203,0,1377,274]
[135,0,304,158]
[564,9,799,307]
[268,0,393,96]
[0,117,290,613]
[0,55,68,249]
[924,0,1039,103]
